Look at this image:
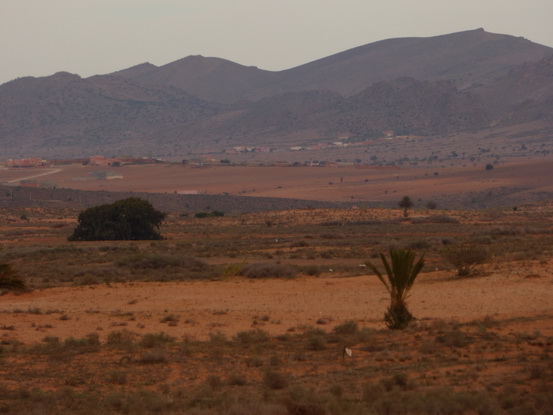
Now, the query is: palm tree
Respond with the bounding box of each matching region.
[366,249,425,330]
[398,196,414,217]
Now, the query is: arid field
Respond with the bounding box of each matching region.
[0,199,552,414]
[1,154,553,208]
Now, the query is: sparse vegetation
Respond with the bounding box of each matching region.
[194,210,225,218]
[238,262,296,279]
[0,315,550,414]
[220,261,247,280]
[442,244,492,276]
[0,205,552,414]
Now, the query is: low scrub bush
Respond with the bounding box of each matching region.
[139,350,168,364]
[263,370,289,390]
[227,373,248,386]
[233,328,270,345]
[29,336,62,354]
[407,239,431,250]
[435,329,473,348]
[30,334,100,355]
[442,244,491,276]
[427,215,460,224]
[107,370,128,385]
[64,333,100,349]
[140,332,175,348]
[380,373,414,392]
[332,320,359,335]
[238,262,296,279]
[304,327,327,350]
[206,374,223,390]
[302,265,322,276]
[106,329,138,348]
[194,210,224,218]
[290,240,309,248]
[116,253,207,271]
[208,331,228,345]
[307,332,326,350]
[410,215,459,224]
[0,263,26,291]
[159,314,179,325]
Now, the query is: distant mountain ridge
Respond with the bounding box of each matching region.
[1,29,552,158]
[113,28,553,103]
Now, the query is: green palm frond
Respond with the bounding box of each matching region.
[367,249,425,330]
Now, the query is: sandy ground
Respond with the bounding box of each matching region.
[2,264,552,345]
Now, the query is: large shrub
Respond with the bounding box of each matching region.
[68,198,166,241]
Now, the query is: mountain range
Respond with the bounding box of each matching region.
[1,28,552,159]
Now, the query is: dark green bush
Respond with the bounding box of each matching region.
[68,198,166,241]
[194,210,224,218]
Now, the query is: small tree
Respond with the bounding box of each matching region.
[68,197,166,241]
[366,249,425,330]
[398,196,414,217]
[442,244,491,276]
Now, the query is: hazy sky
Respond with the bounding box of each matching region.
[1,0,552,85]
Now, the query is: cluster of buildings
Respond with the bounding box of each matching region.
[226,146,272,154]
[4,158,47,168]
[88,156,121,166]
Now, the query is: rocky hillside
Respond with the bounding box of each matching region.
[1,29,552,159]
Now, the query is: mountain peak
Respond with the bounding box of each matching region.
[110,62,158,78]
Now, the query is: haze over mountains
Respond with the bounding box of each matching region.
[1,28,552,159]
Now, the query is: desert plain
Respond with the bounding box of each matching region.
[0,156,552,414]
